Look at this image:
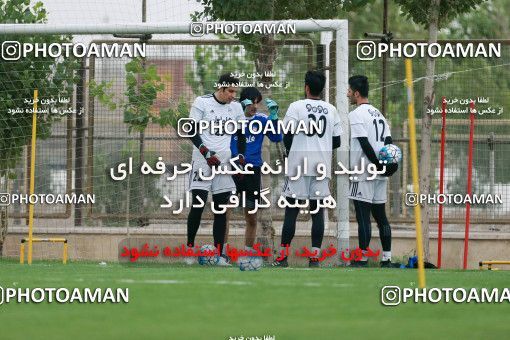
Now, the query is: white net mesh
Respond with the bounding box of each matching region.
[0,2,349,263]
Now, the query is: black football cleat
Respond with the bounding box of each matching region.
[348,260,368,268]
[271,257,289,268]
[380,260,401,268]
[309,258,320,268]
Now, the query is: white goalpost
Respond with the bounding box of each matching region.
[0,19,349,262]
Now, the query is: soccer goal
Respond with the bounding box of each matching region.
[0,19,349,263]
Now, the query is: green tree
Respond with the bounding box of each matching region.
[89,58,187,226]
[445,0,509,39]
[89,59,180,131]
[186,44,252,96]
[193,0,358,87]
[123,58,168,133]
[340,0,424,39]
[0,0,79,255]
[90,141,162,227]
[0,0,78,173]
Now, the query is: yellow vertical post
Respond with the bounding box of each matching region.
[404,59,426,288]
[20,242,25,264]
[27,89,38,265]
[63,241,68,264]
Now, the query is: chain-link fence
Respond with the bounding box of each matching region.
[7,39,510,229]
[348,39,510,224]
[7,37,325,228]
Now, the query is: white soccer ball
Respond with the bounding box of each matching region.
[378,144,402,164]
[198,244,219,266]
[238,256,263,271]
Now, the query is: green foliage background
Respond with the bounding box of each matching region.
[0,0,79,175]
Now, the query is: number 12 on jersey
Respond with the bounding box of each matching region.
[373,119,385,142]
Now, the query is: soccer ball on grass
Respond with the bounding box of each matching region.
[198,244,219,265]
[238,256,263,271]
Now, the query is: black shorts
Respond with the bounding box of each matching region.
[233,166,261,209]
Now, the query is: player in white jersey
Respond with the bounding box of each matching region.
[185,73,246,266]
[346,75,399,268]
[273,70,342,268]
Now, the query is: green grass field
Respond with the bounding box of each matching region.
[1,259,509,340]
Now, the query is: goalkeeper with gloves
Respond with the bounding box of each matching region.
[184,73,246,266]
[227,87,282,256]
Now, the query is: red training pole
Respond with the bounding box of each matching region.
[463,100,475,270]
[437,97,446,269]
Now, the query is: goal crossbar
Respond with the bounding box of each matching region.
[0,20,346,35]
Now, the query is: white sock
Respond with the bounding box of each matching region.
[361,250,369,262]
[382,251,392,262]
[222,244,229,256]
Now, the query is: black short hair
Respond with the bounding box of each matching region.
[239,87,262,105]
[348,75,369,97]
[217,73,239,88]
[305,70,326,96]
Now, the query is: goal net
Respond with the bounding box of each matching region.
[0,5,349,264]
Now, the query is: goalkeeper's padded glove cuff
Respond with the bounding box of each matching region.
[199,144,220,167]
[199,143,213,158]
[199,143,208,155]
